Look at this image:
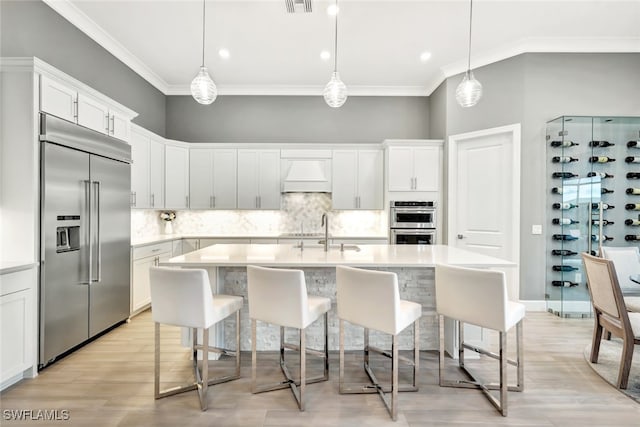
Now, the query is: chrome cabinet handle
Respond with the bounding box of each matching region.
[151,193,155,207]
[105,114,110,133]
[131,191,136,207]
[110,115,115,134]
[73,99,78,120]
[457,234,465,239]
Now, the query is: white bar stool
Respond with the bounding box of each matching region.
[435,264,525,417]
[247,265,330,411]
[149,267,243,411]
[336,266,421,421]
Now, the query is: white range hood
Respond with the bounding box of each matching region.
[281,150,332,193]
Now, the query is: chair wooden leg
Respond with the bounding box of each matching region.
[590,317,603,363]
[618,335,635,389]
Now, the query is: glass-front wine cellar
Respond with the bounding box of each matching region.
[546,116,640,317]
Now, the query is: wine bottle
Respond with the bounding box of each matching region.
[626,203,640,211]
[552,218,579,225]
[628,140,640,148]
[601,188,614,194]
[552,203,578,210]
[591,235,614,242]
[592,203,614,210]
[550,140,578,147]
[552,156,579,163]
[625,156,640,163]
[552,280,579,287]
[626,172,640,179]
[588,172,614,179]
[589,156,615,163]
[592,219,614,226]
[551,187,563,194]
[589,140,614,147]
[626,188,640,195]
[624,235,640,241]
[625,219,640,226]
[552,265,579,272]
[551,249,578,256]
[552,172,578,179]
[552,234,579,241]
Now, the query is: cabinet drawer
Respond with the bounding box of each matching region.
[132,241,174,260]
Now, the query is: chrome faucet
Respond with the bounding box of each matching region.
[321,213,329,252]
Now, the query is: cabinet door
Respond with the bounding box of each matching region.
[257,150,281,209]
[165,145,189,209]
[131,256,154,314]
[40,75,77,123]
[149,138,165,209]
[212,149,237,209]
[77,93,109,135]
[387,147,415,191]
[109,110,130,142]
[130,130,150,208]
[237,150,259,209]
[190,149,214,209]
[1,288,33,382]
[413,147,440,191]
[357,149,383,209]
[332,150,358,209]
[182,238,199,253]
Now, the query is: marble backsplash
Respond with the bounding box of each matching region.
[131,193,387,240]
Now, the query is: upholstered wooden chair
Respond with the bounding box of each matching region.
[600,246,640,313]
[581,253,640,389]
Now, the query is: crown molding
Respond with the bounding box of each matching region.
[41,0,169,93]
[165,84,429,97]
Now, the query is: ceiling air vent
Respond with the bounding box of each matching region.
[285,0,312,13]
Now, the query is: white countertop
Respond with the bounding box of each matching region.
[160,244,514,268]
[131,234,388,248]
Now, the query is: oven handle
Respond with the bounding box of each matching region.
[391,229,436,235]
[392,208,436,214]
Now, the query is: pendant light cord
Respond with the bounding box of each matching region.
[201,0,206,67]
[333,0,339,73]
[466,0,473,72]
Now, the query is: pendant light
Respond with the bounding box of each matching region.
[455,0,482,108]
[323,0,347,108]
[190,0,217,105]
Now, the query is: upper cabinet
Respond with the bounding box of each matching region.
[237,150,281,209]
[386,143,442,192]
[40,75,135,142]
[164,142,190,210]
[332,149,383,209]
[130,126,165,209]
[189,148,237,209]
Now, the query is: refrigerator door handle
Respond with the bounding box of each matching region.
[83,179,92,286]
[93,180,102,283]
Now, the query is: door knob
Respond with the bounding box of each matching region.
[457,234,465,239]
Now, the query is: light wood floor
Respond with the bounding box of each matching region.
[2,311,640,426]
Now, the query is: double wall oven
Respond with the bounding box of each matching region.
[389,201,437,245]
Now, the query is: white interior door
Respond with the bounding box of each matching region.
[447,123,521,356]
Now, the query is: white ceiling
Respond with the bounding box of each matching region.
[43,0,640,96]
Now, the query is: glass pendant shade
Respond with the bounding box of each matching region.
[191,66,217,105]
[323,71,347,108]
[455,70,483,108]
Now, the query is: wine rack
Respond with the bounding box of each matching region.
[546,116,640,318]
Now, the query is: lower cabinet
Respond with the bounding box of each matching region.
[131,242,172,315]
[1,267,36,390]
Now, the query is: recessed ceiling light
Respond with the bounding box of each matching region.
[320,50,331,61]
[218,48,230,59]
[327,4,338,16]
[420,51,432,62]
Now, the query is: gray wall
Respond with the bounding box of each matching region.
[428,80,447,140]
[0,0,166,136]
[441,52,640,300]
[166,95,430,143]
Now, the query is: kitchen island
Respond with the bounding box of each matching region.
[160,243,515,352]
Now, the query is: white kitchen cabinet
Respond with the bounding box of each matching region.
[237,150,281,209]
[332,149,383,210]
[130,127,150,208]
[165,143,189,209]
[1,267,36,389]
[149,137,165,209]
[40,75,133,142]
[189,149,237,209]
[387,146,440,192]
[131,242,172,315]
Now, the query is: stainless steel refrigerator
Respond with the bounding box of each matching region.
[39,113,131,368]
